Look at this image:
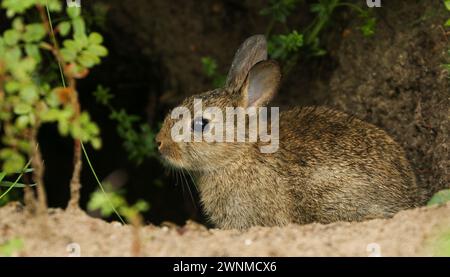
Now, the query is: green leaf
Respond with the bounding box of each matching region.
[201,57,218,77]
[445,0,450,11]
[41,0,63,12]
[2,0,35,17]
[72,17,86,36]
[428,189,450,206]
[361,17,376,37]
[58,119,69,136]
[3,29,20,45]
[16,115,29,129]
[445,18,450,27]
[23,23,46,43]
[63,39,80,52]
[57,21,71,37]
[0,238,24,257]
[0,149,25,174]
[73,33,88,49]
[88,32,103,44]
[19,85,38,103]
[12,17,24,31]
[13,103,31,115]
[260,0,299,23]
[93,85,113,105]
[25,43,41,63]
[268,30,304,60]
[133,200,150,213]
[87,44,108,57]
[77,51,98,68]
[0,181,36,188]
[60,48,77,62]
[87,189,127,218]
[67,6,81,19]
[4,81,20,93]
[91,137,102,149]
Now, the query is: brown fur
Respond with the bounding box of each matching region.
[156,35,423,230]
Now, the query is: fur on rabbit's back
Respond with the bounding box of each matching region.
[276,106,422,224]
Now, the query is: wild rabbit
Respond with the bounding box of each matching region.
[156,35,423,230]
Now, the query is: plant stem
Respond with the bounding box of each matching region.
[39,3,83,210]
[67,72,81,210]
[283,0,340,78]
[305,0,340,45]
[23,186,36,213]
[130,214,143,257]
[265,18,276,38]
[30,127,47,215]
[68,138,82,210]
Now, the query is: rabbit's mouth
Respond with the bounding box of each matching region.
[158,151,186,169]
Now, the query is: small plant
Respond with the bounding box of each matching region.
[94,85,158,165]
[268,30,304,61]
[427,189,450,206]
[445,0,450,25]
[87,184,150,222]
[87,183,149,256]
[0,161,34,206]
[336,2,377,37]
[200,57,226,88]
[0,238,24,257]
[200,1,377,84]
[260,0,300,35]
[359,14,376,37]
[428,230,450,257]
[262,0,340,74]
[0,1,108,210]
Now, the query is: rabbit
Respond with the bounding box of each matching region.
[156,35,423,230]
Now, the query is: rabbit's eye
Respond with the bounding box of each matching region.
[192,117,210,133]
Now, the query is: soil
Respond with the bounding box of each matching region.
[0,201,449,257]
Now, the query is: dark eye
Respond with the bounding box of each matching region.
[192,117,209,133]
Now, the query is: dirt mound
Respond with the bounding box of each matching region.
[0,202,448,257]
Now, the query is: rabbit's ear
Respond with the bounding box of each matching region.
[240,60,281,108]
[225,35,267,92]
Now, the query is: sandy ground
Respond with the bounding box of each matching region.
[0,202,449,257]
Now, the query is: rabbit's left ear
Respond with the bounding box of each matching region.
[225,35,267,93]
[240,60,281,108]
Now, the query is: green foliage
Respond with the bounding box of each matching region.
[427,189,450,206]
[201,1,377,82]
[445,0,450,12]
[263,0,338,71]
[427,229,450,257]
[0,3,108,174]
[0,238,24,257]
[0,167,34,188]
[1,0,61,18]
[360,16,376,37]
[0,189,18,206]
[87,183,150,223]
[201,57,226,88]
[260,0,299,23]
[94,85,157,165]
[268,30,304,61]
[0,159,33,205]
[59,7,108,69]
[84,2,110,30]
